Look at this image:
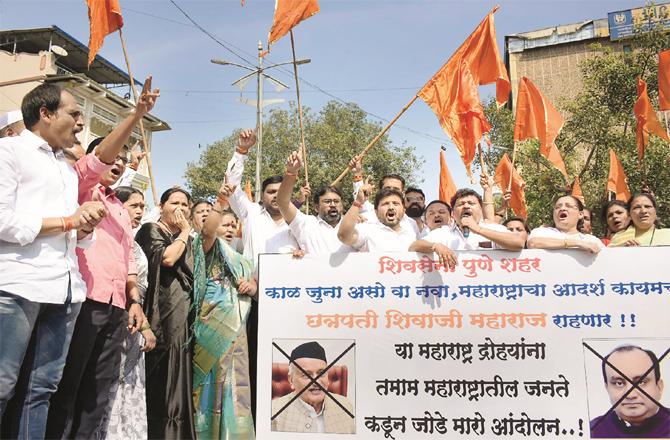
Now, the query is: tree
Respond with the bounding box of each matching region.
[482,7,670,234]
[184,101,424,205]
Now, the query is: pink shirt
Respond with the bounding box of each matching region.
[75,156,137,308]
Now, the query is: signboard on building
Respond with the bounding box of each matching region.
[609,3,670,40]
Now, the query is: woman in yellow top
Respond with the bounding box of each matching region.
[610,192,670,246]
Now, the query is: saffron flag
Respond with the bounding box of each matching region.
[418,6,510,174]
[634,77,670,161]
[267,0,320,48]
[607,149,631,201]
[86,0,123,67]
[659,49,670,111]
[494,153,527,218]
[438,149,458,205]
[514,77,568,179]
[571,176,584,205]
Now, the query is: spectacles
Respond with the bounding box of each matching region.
[554,204,578,210]
[320,199,341,205]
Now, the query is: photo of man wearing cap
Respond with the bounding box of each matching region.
[271,341,355,434]
[0,110,24,138]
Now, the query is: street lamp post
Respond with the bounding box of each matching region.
[211,44,310,202]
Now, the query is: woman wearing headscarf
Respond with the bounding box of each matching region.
[135,187,196,439]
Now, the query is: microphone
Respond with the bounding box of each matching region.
[463,227,470,238]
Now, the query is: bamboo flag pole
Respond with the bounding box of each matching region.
[477,143,488,175]
[118,28,159,205]
[331,95,420,186]
[507,141,518,192]
[289,30,309,212]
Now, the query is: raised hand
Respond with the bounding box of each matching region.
[480,172,494,191]
[348,155,363,175]
[286,150,302,174]
[236,129,257,154]
[356,176,373,204]
[135,75,160,117]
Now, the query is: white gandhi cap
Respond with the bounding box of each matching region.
[0,110,23,130]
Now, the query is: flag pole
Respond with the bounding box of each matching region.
[477,143,488,175]
[289,30,310,212]
[331,95,419,186]
[117,28,159,206]
[507,141,518,192]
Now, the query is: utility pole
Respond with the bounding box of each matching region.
[211,44,310,202]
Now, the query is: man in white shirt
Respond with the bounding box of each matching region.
[404,186,429,237]
[338,184,416,253]
[277,151,353,255]
[410,188,524,267]
[0,83,107,439]
[223,131,298,265]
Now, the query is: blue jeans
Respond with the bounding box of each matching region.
[0,289,81,440]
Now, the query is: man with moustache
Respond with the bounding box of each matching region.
[410,189,524,267]
[277,151,353,255]
[338,180,416,252]
[46,77,159,439]
[590,345,669,438]
[0,83,107,439]
[271,342,355,434]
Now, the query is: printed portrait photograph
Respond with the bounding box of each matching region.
[583,338,670,439]
[271,338,356,434]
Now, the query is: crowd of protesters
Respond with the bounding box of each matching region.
[0,78,668,440]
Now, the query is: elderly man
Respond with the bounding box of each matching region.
[338,181,416,252]
[410,188,524,267]
[0,110,24,138]
[590,345,669,438]
[0,83,107,439]
[277,151,353,255]
[272,342,355,434]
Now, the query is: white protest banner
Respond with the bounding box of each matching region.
[256,248,670,439]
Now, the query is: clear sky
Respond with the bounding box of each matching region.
[0,0,639,203]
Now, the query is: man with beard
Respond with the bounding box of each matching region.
[338,181,416,252]
[404,187,428,237]
[46,77,158,439]
[278,151,353,255]
[410,189,524,267]
[271,341,355,434]
[0,83,107,439]
[349,156,420,239]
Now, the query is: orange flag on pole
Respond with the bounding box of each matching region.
[634,77,670,161]
[607,149,631,201]
[494,153,527,218]
[571,176,584,204]
[659,49,670,111]
[438,148,458,205]
[86,0,123,67]
[514,77,568,179]
[418,6,510,174]
[267,0,320,48]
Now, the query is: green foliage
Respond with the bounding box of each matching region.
[483,9,670,234]
[184,101,424,207]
